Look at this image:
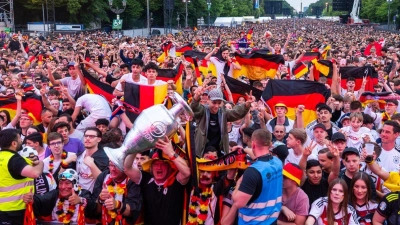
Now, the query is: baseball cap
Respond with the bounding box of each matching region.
[332,132,346,142]
[208,88,224,101]
[313,123,327,132]
[282,163,303,186]
[67,62,75,68]
[341,147,360,159]
[340,115,350,124]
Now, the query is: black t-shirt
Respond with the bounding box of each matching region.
[140,172,186,225]
[377,192,400,225]
[206,112,221,150]
[301,178,329,206]
[326,127,333,140]
[238,155,273,204]
[106,73,119,85]
[6,150,30,179]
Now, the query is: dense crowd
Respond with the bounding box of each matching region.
[1,18,400,225]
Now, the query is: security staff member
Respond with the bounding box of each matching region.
[0,129,44,225]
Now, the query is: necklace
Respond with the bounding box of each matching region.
[56,198,76,224]
[103,176,127,224]
[49,151,67,174]
[187,187,213,225]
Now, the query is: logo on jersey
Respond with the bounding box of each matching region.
[379,201,387,211]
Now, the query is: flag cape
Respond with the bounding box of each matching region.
[224,75,263,103]
[123,82,168,122]
[261,80,330,127]
[234,52,284,80]
[338,66,378,92]
[311,59,333,81]
[300,52,321,62]
[155,62,184,94]
[82,67,114,102]
[293,62,309,79]
[0,93,43,125]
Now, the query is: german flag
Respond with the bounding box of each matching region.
[184,50,209,79]
[261,80,330,127]
[81,67,114,102]
[123,82,168,122]
[293,62,309,79]
[84,49,90,62]
[311,59,333,81]
[157,43,193,63]
[224,75,263,103]
[175,43,193,57]
[0,93,43,125]
[162,41,173,58]
[216,35,221,47]
[247,27,253,40]
[359,91,395,109]
[234,52,284,80]
[338,66,378,92]
[156,62,184,94]
[321,45,331,59]
[300,52,321,62]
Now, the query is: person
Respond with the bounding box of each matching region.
[57,113,84,140]
[301,159,329,207]
[305,178,359,225]
[266,103,294,133]
[204,46,241,85]
[112,58,147,96]
[340,112,373,151]
[0,129,44,225]
[232,129,283,225]
[305,104,339,140]
[124,136,191,225]
[278,163,309,225]
[372,191,400,224]
[375,120,400,172]
[71,94,112,132]
[190,87,252,157]
[22,169,97,224]
[47,62,86,99]
[76,127,109,192]
[134,150,151,170]
[24,132,46,160]
[95,118,109,134]
[364,99,398,129]
[286,128,317,165]
[92,160,142,224]
[349,172,378,225]
[44,122,85,157]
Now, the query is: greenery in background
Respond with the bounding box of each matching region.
[14,0,295,29]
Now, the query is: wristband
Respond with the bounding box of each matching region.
[169,153,179,161]
[366,159,375,165]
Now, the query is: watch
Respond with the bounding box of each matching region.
[170,153,179,161]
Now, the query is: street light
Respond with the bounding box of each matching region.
[207,0,211,28]
[388,0,392,30]
[183,0,191,28]
[325,2,328,13]
[149,13,154,35]
[177,13,180,29]
[108,0,127,15]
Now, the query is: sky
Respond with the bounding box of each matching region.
[286,0,318,12]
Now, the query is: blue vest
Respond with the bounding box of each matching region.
[238,156,283,225]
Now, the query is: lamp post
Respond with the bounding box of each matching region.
[149,13,154,35]
[388,0,392,30]
[109,0,127,34]
[325,2,328,14]
[183,0,190,28]
[293,9,296,30]
[207,0,211,28]
[177,13,180,29]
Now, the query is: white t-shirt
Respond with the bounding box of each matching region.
[311,142,327,156]
[209,57,227,85]
[60,77,84,98]
[149,80,167,85]
[341,126,373,152]
[309,197,359,225]
[76,150,95,192]
[75,94,112,119]
[69,129,84,140]
[115,73,148,91]
[43,152,77,174]
[285,148,318,165]
[266,118,294,133]
[376,145,400,172]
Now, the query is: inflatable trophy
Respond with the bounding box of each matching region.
[104,92,194,171]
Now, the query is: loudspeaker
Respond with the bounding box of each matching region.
[332,0,354,12]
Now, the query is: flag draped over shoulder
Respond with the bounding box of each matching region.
[0,93,43,125]
[81,67,114,102]
[261,80,330,127]
[234,52,284,80]
[155,62,184,94]
[338,66,378,92]
[123,82,168,122]
[311,59,333,81]
[224,75,263,103]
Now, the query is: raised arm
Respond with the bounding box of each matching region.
[82,60,107,77]
[204,47,219,61]
[47,64,61,85]
[123,154,142,184]
[40,89,58,116]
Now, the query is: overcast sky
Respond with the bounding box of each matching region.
[286,0,318,12]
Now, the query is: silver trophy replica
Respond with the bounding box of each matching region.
[104,92,194,171]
